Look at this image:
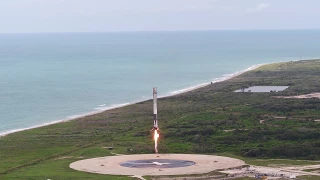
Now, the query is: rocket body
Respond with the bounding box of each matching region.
[152,87,159,130]
[152,87,160,154]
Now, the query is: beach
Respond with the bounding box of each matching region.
[1,59,320,179]
[0,63,264,137]
[1,30,320,137]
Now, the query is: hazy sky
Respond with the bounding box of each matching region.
[1,0,319,33]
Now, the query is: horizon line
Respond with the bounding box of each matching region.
[1,28,320,34]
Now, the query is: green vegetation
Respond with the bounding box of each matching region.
[303,168,320,172]
[216,153,320,167]
[148,171,226,180]
[1,60,320,179]
[298,175,320,180]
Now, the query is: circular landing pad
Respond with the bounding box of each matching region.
[70,154,246,176]
[120,159,195,168]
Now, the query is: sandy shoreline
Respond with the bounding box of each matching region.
[0,63,265,138]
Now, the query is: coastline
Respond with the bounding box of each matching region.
[167,63,264,96]
[2,58,320,178]
[0,63,265,138]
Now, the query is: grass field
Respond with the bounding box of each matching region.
[216,153,320,167]
[1,59,320,179]
[298,175,320,180]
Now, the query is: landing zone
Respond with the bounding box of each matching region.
[70,154,245,176]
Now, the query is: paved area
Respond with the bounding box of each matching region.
[120,159,195,168]
[70,154,245,176]
[220,164,320,179]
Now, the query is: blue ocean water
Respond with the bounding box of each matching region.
[1,30,320,135]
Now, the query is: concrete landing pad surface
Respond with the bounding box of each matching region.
[70,154,245,176]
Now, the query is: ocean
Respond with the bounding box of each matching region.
[1,30,320,135]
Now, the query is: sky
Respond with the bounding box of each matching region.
[0,0,319,33]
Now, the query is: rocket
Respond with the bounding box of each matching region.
[151,87,160,154]
[151,87,159,131]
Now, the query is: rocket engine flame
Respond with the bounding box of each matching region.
[154,130,159,153]
[152,87,160,154]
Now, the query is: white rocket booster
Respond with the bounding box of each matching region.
[152,87,158,130]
